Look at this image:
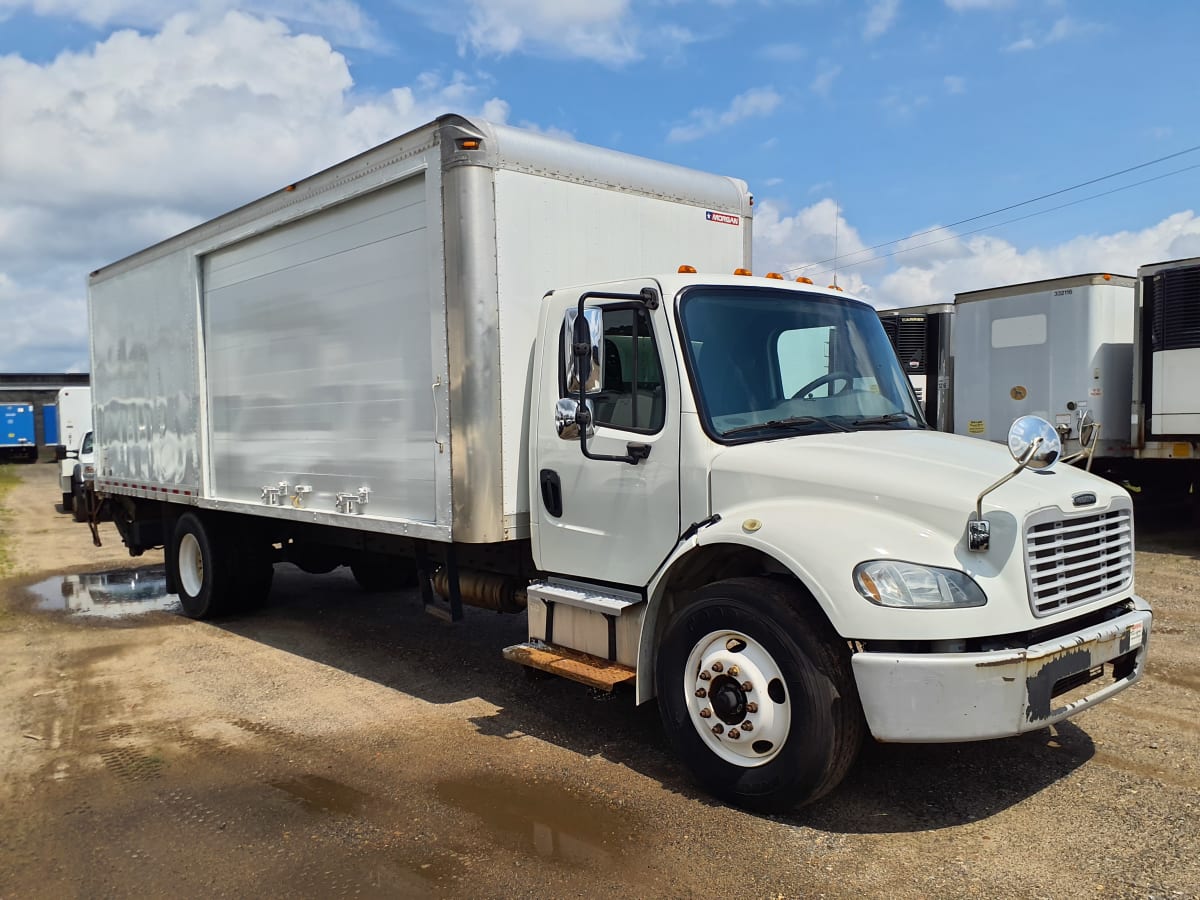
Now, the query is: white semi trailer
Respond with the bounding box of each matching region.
[88,115,1151,809]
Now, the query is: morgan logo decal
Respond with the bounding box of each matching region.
[706,211,740,226]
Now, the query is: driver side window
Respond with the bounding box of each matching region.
[777,326,835,397]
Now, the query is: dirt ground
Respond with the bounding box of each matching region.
[0,461,1197,899]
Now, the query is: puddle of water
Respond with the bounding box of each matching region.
[27,566,181,618]
[435,775,635,866]
[269,774,371,815]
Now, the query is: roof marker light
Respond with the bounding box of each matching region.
[796,276,814,285]
[1102,273,1112,280]
[828,284,844,291]
[457,138,482,150]
[734,268,753,276]
[678,264,697,274]
[765,272,784,280]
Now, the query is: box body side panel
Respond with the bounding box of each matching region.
[89,252,202,490]
[202,171,451,525]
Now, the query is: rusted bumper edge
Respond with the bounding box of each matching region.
[851,597,1152,742]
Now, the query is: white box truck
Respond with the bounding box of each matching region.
[54,386,91,461]
[88,115,1151,809]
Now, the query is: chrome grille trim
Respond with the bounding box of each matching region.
[1023,500,1134,617]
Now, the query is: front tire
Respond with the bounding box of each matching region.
[71,480,88,522]
[656,577,864,810]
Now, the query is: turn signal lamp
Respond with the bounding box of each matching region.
[733,268,753,276]
[765,272,784,280]
[796,276,813,284]
[678,264,697,273]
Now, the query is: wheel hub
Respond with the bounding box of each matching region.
[683,630,792,767]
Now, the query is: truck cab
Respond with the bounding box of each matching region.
[524,271,1150,808]
[60,430,95,520]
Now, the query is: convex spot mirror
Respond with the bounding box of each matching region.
[1008,415,1061,470]
[555,397,595,440]
[563,307,604,396]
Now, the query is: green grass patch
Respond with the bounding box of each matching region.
[0,464,19,578]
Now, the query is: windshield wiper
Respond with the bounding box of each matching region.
[849,412,924,428]
[722,415,852,438]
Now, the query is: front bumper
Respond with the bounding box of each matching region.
[852,597,1152,742]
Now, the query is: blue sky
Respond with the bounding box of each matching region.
[2,0,1199,370]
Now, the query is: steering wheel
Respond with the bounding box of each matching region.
[792,370,853,399]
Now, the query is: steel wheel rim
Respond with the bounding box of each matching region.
[683,629,791,767]
[178,533,204,598]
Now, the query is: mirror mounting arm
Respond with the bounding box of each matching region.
[573,287,660,466]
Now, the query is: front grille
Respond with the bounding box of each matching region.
[1024,504,1133,617]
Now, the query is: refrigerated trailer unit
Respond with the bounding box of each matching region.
[1131,256,1200,492]
[951,274,1136,469]
[877,303,954,432]
[88,115,1151,810]
[54,386,91,461]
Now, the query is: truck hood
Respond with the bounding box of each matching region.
[708,429,1129,546]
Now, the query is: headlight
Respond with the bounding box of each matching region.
[853,560,987,609]
[83,464,96,480]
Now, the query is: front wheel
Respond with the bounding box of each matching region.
[655,577,864,810]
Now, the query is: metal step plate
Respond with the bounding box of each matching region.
[502,641,635,692]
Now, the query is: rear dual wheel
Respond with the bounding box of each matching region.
[656,577,864,810]
[171,512,273,619]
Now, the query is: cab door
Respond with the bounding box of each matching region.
[532,281,682,587]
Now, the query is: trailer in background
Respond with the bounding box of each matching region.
[42,404,59,447]
[1131,256,1200,495]
[951,274,1136,471]
[877,303,954,432]
[1,402,38,462]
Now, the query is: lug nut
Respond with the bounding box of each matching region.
[699,671,711,681]
[712,724,724,735]
[728,728,741,740]
[699,708,712,719]
[742,681,753,692]
[741,721,754,731]
[729,665,740,677]
[712,662,724,673]
[746,702,758,714]
[695,688,707,698]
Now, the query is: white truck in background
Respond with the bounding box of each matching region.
[87,114,1151,809]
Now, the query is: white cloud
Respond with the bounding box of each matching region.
[754,198,877,297]
[461,0,639,64]
[0,11,507,370]
[667,86,782,143]
[864,0,900,41]
[944,74,966,94]
[877,212,1200,307]
[0,0,382,48]
[1006,16,1103,52]
[810,64,842,98]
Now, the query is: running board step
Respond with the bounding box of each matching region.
[527,581,641,615]
[502,641,635,692]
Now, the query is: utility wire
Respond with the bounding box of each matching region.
[786,141,1200,275]
[801,161,1200,281]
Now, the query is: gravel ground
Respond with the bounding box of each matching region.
[0,461,1197,899]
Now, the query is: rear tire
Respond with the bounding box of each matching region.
[71,481,88,522]
[171,512,235,619]
[655,576,864,811]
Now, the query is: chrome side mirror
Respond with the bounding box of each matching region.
[563,307,604,395]
[555,397,595,440]
[1007,415,1061,470]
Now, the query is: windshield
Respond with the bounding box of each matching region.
[679,287,924,441]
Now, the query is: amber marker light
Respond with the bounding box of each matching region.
[796,276,813,284]
[678,264,697,273]
[457,139,481,150]
[1102,273,1112,280]
[733,268,753,276]
[765,272,784,280]
[828,284,844,291]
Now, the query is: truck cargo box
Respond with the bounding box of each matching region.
[88,114,752,544]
